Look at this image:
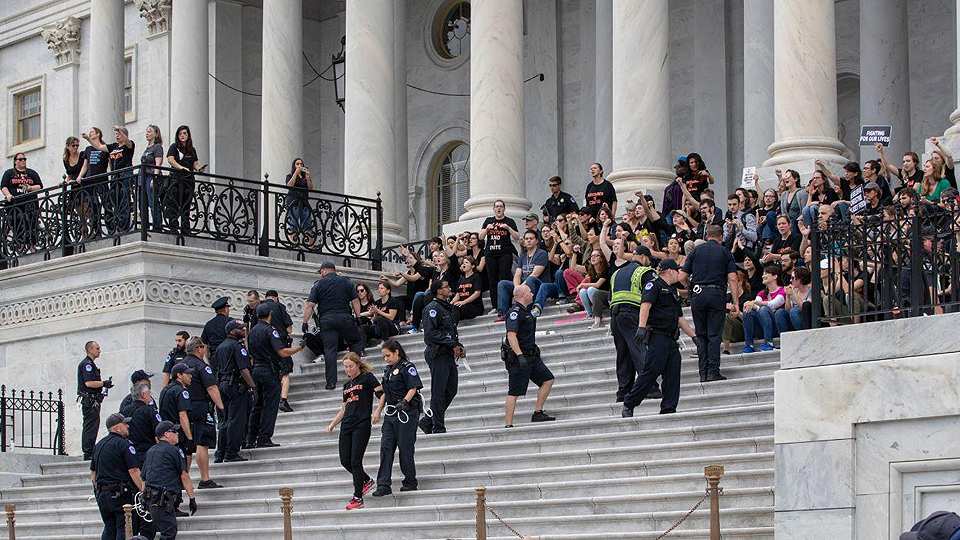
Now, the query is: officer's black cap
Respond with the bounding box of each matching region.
[105,412,132,429]
[225,320,245,333]
[212,296,229,310]
[171,363,196,376]
[658,259,681,272]
[900,511,960,540]
[264,289,279,298]
[255,303,272,317]
[155,420,180,437]
[130,369,154,383]
[635,246,652,259]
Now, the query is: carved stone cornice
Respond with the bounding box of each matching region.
[136,0,172,37]
[41,16,81,68]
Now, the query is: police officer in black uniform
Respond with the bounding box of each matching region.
[123,381,160,464]
[177,337,224,489]
[161,331,190,388]
[540,175,579,224]
[302,261,364,390]
[142,420,197,539]
[214,320,255,462]
[91,412,147,540]
[680,224,740,382]
[78,341,112,460]
[262,290,295,412]
[371,339,423,496]
[502,284,556,428]
[419,279,466,435]
[622,259,698,417]
[609,244,661,402]
[248,304,304,448]
[200,297,231,366]
[120,370,156,413]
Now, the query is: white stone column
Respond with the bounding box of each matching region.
[608,0,674,203]
[743,0,774,167]
[594,0,612,171]
[43,17,82,138]
[764,0,846,166]
[260,0,304,183]
[393,0,409,240]
[460,0,530,225]
[344,0,403,243]
[946,0,960,136]
[860,0,910,158]
[87,0,124,132]
[170,0,210,164]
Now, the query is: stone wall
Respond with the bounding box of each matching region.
[775,313,960,540]
[0,242,382,456]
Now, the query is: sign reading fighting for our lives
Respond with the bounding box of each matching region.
[859,125,892,147]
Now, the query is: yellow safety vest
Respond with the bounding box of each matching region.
[610,265,655,307]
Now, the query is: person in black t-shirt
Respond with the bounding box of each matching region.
[380,250,432,316]
[584,162,617,217]
[77,127,110,184]
[86,126,137,233]
[479,199,520,314]
[165,125,200,235]
[762,215,802,263]
[326,353,379,510]
[284,157,316,246]
[1,153,43,250]
[359,282,405,345]
[452,255,484,322]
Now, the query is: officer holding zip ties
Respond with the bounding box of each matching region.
[91,412,149,540]
[502,284,556,428]
[142,420,197,539]
[419,279,466,435]
[371,339,424,496]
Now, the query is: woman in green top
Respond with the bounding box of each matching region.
[919,158,952,202]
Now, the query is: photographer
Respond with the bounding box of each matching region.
[285,158,315,246]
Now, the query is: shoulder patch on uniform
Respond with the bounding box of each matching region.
[509,311,519,320]
[429,309,437,318]
[85,364,92,372]
[205,366,213,374]
[166,354,171,361]
[240,348,248,356]
[272,330,280,339]
[178,449,185,458]
[408,366,418,376]
[182,390,190,399]
[645,282,654,290]
[129,446,136,455]
[155,413,162,422]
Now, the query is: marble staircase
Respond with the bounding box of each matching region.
[0,301,777,539]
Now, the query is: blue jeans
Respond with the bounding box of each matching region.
[577,286,601,317]
[759,210,779,241]
[743,306,778,345]
[774,307,804,333]
[497,276,542,316]
[802,204,818,228]
[533,269,568,308]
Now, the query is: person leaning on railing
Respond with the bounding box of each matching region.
[85,125,137,233]
[165,125,202,235]
[1,152,43,251]
[141,124,165,232]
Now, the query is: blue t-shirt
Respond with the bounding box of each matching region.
[515,248,549,281]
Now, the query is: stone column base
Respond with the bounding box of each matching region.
[607,168,675,207]
[763,137,848,168]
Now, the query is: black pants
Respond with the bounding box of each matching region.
[248,367,281,445]
[339,423,372,498]
[610,308,659,401]
[421,353,458,432]
[320,314,364,386]
[452,301,484,324]
[691,288,726,380]
[377,411,419,490]
[623,334,681,413]
[411,292,433,330]
[359,317,399,343]
[96,489,130,540]
[221,386,251,458]
[81,397,101,459]
[485,251,514,312]
[147,499,178,539]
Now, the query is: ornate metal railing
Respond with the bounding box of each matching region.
[0,165,383,270]
[811,203,960,326]
[0,385,66,455]
[381,237,434,265]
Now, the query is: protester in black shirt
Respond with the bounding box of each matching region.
[763,215,802,263]
[356,283,377,325]
[284,157,315,246]
[1,153,43,250]
[326,353,379,510]
[164,125,200,235]
[685,152,713,199]
[76,127,110,183]
[480,199,520,314]
[584,162,617,217]
[360,282,405,345]
[802,171,839,228]
[63,137,82,182]
[817,159,863,202]
[876,142,923,190]
[452,255,484,322]
[86,125,137,231]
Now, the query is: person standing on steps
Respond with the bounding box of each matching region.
[123,382,160,464]
[178,337,225,490]
[622,259,697,417]
[157,362,194,517]
[584,162,617,218]
[325,353,379,509]
[200,297,231,372]
[679,224,739,382]
[419,279,466,435]
[302,261,364,390]
[371,339,423,496]
[161,331,190,387]
[261,290,295,412]
[479,199,521,315]
[91,412,147,540]
[142,420,197,539]
[609,244,661,403]
[119,369,156,413]
[248,303,304,448]
[79,341,112,460]
[502,284,556,428]
[214,320,255,463]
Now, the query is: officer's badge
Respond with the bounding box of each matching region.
[205,366,213,374]
[509,312,519,320]
[645,282,654,290]
[429,309,437,318]
[85,364,92,372]
[408,366,418,376]
[156,414,162,422]
[393,369,400,375]
[272,330,280,338]
[166,355,171,361]
[240,348,248,356]
[182,390,190,399]
[179,449,185,458]
[129,446,136,455]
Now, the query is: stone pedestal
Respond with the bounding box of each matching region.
[607,0,674,203]
[860,0,911,159]
[87,0,124,131]
[261,0,304,184]
[170,0,210,163]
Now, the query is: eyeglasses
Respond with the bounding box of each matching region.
[69,144,79,148]
[14,157,26,161]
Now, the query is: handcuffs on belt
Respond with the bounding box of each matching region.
[383,391,433,424]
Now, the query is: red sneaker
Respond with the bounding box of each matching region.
[346,497,364,510]
[362,479,375,495]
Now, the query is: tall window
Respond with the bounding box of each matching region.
[14,87,41,145]
[124,56,133,114]
[435,143,470,234]
[434,1,470,59]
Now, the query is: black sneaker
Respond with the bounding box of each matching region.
[279,399,294,413]
[621,406,634,418]
[257,440,281,448]
[706,373,728,382]
[213,457,224,464]
[399,486,418,492]
[371,488,392,497]
[418,417,433,435]
[325,383,336,390]
[197,479,223,489]
[175,509,189,517]
[224,455,249,462]
[648,388,663,399]
[531,410,556,422]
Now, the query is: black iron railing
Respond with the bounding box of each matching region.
[811,203,960,326]
[0,164,383,270]
[0,386,66,455]
[381,238,434,265]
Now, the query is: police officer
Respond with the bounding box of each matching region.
[120,370,156,413]
[679,224,740,382]
[91,412,147,540]
[200,296,231,366]
[124,381,160,464]
[178,337,224,489]
[609,244,661,402]
[214,320,255,462]
[262,290,295,412]
[248,303,304,448]
[142,420,197,539]
[161,331,190,387]
[302,261,365,390]
[540,175,579,224]
[622,259,698,417]
[78,341,112,460]
[419,279,465,435]
[243,290,261,330]
[503,284,556,428]
[371,339,423,496]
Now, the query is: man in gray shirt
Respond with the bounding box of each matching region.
[496,231,549,318]
[722,195,757,253]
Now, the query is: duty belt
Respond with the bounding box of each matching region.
[692,284,723,294]
[612,304,641,315]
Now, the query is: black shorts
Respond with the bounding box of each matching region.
[281,357,294,376]
[176,430,195,456]
[506,356,555,397]
[191,420,217,448]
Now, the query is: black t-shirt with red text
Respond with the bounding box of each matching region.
[107,142,136,171]
[1,167,42,202]
[341,371,379,429]
[482,216,519,255]
[584,179,617,216]
[457,273,484,306]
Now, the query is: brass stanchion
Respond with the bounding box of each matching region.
[123,504,133,539]
[5,504,15,540]
[280,487,294,540]
[475,486,487,540]
[704,465,724,540]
